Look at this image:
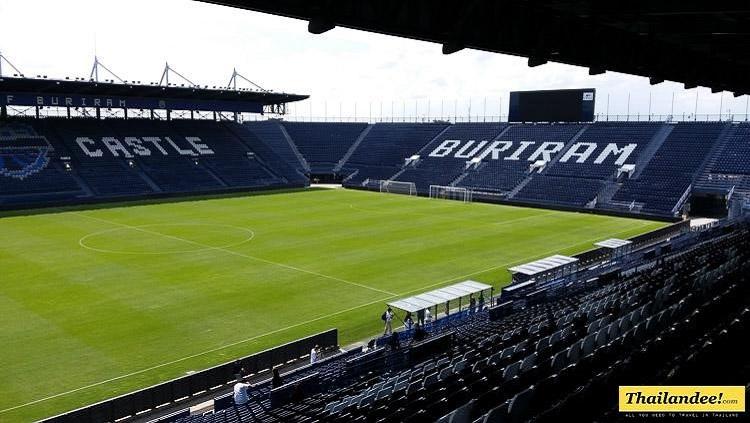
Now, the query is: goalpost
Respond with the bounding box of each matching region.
[379,180,417,196]
[429,185,473,203]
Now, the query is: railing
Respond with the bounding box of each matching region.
[672,184,693,215]
[241,113,750,124]
[41,329,338,423]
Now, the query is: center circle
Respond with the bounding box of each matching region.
[79,223,255,255]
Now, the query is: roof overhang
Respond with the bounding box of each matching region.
[508,254,579,276]
[198,1,750,96]
[388,280,492,313]
[594,238,634,249]
[0,76,308,112]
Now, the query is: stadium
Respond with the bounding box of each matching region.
[0,1,748,422]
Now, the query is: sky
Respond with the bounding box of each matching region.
[1,0,748,121]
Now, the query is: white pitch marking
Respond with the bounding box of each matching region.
[0,215,655,414]
[74,212,397,297]
[348,202,556,228]
[78,223,255,255]
[0,294,393,415]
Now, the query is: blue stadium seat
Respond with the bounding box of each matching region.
[282,122,368,173]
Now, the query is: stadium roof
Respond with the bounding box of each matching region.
[0,76,308,106]
[508,255,578,276]
[199,0,750,95]
[387,280,492,313]
[594,238,633,249]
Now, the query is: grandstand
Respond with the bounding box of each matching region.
[6,118,748,219]
[2,1,750,422]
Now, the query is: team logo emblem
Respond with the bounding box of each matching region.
[0,130,53,180]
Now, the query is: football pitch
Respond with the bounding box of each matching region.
[0,188,667,422]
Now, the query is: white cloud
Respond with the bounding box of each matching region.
[1,0,748,120]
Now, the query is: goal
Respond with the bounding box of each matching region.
[379,180,417,196]
[429,185,472,203]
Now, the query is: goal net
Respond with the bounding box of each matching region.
[429,185,472,203]
[379,180,417,196]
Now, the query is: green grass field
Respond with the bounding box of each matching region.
[0,188,667,422]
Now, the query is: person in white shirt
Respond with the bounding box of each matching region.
[233,381,251,405]
[383,307,394,335]
[310,345,320,364]
[425,308,433,325]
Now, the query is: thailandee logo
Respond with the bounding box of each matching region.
[0,127,53,180]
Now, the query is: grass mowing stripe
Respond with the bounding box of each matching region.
[0,294,394,414]
[0,189,666,421]
[0,219,655,415]
[73,212,397,297]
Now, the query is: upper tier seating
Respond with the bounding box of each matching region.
[104,119,224,192]
[225,122,308,185]
[281,122,368,173]
[0,119,307,207]
[514,175,603,207]
[459,123,583,193]
[0,122,84,204]
[243,121,307,172]
[168,120,282,188]
[710,123,750,175]
[612,122,726,214]
[36,118,155,197]
[698,123,750,192]
[394,123,507,193]
[5,119,750,217]
[545,122,663,180]
[342,123,448,186]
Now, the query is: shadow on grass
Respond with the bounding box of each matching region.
[0,187,329,219]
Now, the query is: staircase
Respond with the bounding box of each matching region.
[540,124,590,174]
[342,169,359,184]
[278,124,311,173]
[630,123,673,179]
[507,175,534,199]
[594,179,621,205]
[387,167,409,181]
[198,162,230,187]
[694,123,736,189]
[53,162,95,197]
[450,172,470,187]
[449,125,514,191]
[374,122,457,183]
[671,184,693,216]
[411,124,454,156]
[131,162,163,193]
[334,124,373,172]
[250,154,288,184]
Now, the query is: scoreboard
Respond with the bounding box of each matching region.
[509,89,595,122]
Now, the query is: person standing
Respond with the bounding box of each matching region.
[383,307,394,335]
[404,312,414,330]
[388,331,400,351]
[469,295,476,314]
[272,368,284,388]
[478,293,485,312]
[310,345,320,365]
[233,380,252,405]
[417,308,425,326]
[413,322,426,342]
